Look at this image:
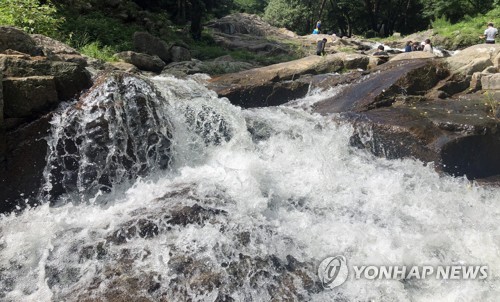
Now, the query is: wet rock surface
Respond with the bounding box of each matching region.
[35,186,322,302]
[208,53,368,108]
[0,30,92,212]
[308,57,500,180]
[314,59,448,113]
[0,115,53,212]
[42,72,174,204]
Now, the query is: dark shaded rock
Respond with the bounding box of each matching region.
[0,71,4,163]
[431,73,471,97]
[0,55,92,101]
[133,31,171,63]
[43,72,173,203]
[216,80,310,108]
[167,204,227,226]
[298,70,365,92]
[0,115,52,213]
[108,219,160,245]
[3,76,58,118]
[346,97,500,179]
[208,54,346,107]
[314,59,448,113]
[30,34,87,66]
[0,26,40,56]
[170,46,191,62]
[114,51,165,73]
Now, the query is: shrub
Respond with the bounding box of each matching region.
[79,41,118,62]
[61,12,141,52]
[263,0,310,34]
[0,0,63,36]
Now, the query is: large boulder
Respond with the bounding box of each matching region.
[0,26,40,56]
[2,76,58,118]
[114,51,165,73]
[0,54,92,133]
[340,53,370,69]
[314,59,448,113]
[133,31,171,63]
[205,13,298,56]
[0,71,4,163]
[447,44,500,75]
[390,51,436,61]
[170,46,191,62]
[42,72,173,203]
[0,115,53,213]
[346,97,500,179]
[481,74,500,90]
[208,54,348,107]
[0,55,92,100]
[30,34,87,66]
[206,13,279,36]
[0,55,92,101]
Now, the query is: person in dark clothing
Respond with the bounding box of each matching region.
[404,41,412,52]
[373,45,388,56]
[316,38,327,56]
[412,42,422,51]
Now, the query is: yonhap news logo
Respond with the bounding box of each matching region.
[318,255,488,289]
[318,256,349,289]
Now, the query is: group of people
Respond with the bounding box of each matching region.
[404,39,433,53]
[315,22,497,58]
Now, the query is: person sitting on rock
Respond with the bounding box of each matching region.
[316,38,327,56]
[405,41,412,52]
[423,39,433,53]
[313,27,320,34]
[373,45,388,56]
[412,41,421,51]
[480,23,498,44]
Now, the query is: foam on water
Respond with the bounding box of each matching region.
[0,75,499,301]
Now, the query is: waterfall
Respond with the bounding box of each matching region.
[1,73,499,301]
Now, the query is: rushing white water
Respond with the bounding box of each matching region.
[0,74,499,301]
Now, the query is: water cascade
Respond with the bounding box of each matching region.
[0,74,499,301]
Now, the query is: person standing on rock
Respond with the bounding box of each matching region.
[423,39,433,53]
[481,23,498,44]
[316,38,327,56]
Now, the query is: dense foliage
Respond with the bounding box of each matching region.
[0,0,63,36]
[263,0,496,36]
[0,0,497,62]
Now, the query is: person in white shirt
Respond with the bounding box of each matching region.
[423,39,433,53]
[482,23,498,44]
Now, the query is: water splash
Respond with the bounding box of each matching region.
[1,74,499,301]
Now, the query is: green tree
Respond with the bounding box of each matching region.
[0,0,63,36]
[264,0,311,34]
[421,0,493,23]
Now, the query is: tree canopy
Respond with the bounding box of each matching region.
[0,0,497,42]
